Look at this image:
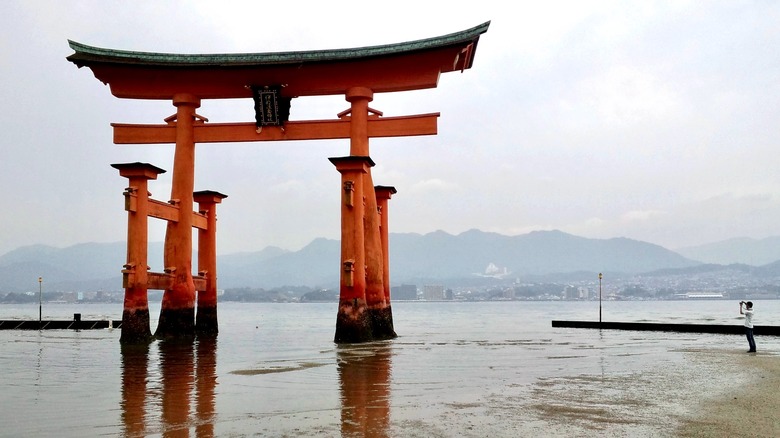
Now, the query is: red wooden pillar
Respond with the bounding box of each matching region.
[345,87,387,340]
[346,87,372,157]
[157,93,200,338]
[374,185,397,339]
[194,190,227,335]
[112,162,166,343]
[330,156,374,343]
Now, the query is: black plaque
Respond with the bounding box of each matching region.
[251,85,291,127]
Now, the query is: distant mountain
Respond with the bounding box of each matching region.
[676,236,780,265]
[0,230,703,291]
[218,245,289,270]
[0,242,168,292]
[389,229,698,282]
[631,259,780,282]
[218,238,338,288]
[755,259,780,278]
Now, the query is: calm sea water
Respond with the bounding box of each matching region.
[1,300,778,437]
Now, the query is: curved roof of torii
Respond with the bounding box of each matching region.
[67,21,490,100]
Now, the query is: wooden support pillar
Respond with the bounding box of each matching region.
[194,190,228,336]
[330,156,374,343]
[157,93,200,339]
[345,87,388,341]
[345,87,372,157]
[112,162,166,344]
[374,185,398,339]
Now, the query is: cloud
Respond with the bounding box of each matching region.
[560,193,780,249]
[407,179,460,195]
[581,66,684,125]
[267,180,307,196]
[2,1,780,257]
[619,209,670,222]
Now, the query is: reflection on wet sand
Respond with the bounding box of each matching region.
[160,339,195,437]
[120,337,217,437]
[338,343,392,438]
[120,343,150,437]
[195,337,217,437]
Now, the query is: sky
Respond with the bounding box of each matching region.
[1,0,779,257]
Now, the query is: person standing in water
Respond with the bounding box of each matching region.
[739,301,756,353]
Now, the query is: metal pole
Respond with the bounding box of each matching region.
[598,273,602,324]
[38,276,42,326]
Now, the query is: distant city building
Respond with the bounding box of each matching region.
[561,285,590,300]
[391,284,418,300]
[423,285,445,300]
[674,292,725,299]
[475,262,511,279]
[563,285,579,300]
[445,288,454,300]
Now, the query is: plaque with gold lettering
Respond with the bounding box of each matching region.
[251,85,291,127]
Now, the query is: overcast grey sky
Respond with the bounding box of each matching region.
[1,1,779,257]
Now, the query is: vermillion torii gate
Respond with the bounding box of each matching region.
[67,22,489,343]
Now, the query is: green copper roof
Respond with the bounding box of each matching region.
[68,21,490,67]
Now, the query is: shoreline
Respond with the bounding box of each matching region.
[514,345,778,437]
[677,349,780,437]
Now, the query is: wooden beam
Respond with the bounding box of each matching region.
[147,199,179,223]
[135,199,208,230]
[146,272,207,291]
[112,113,439,144]
[192,212,207,230]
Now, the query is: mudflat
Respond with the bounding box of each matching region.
[678,350,780,437]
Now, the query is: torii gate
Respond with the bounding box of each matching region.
[67,22,489,344]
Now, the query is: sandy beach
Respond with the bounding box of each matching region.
[501,346,780,437]
[677,350,780,438]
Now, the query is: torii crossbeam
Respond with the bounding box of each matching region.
[68,21,489,343]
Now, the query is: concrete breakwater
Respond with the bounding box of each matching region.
[552,320,780,336]
[0,318,121,330]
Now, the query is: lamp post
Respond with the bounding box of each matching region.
[598,272,603,325]
[38,276,42,326]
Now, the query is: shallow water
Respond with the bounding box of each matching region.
[1,300,778,437]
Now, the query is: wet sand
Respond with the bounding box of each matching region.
[677,350,780,438]
[4,302,778,437]
[500,347,779,437]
